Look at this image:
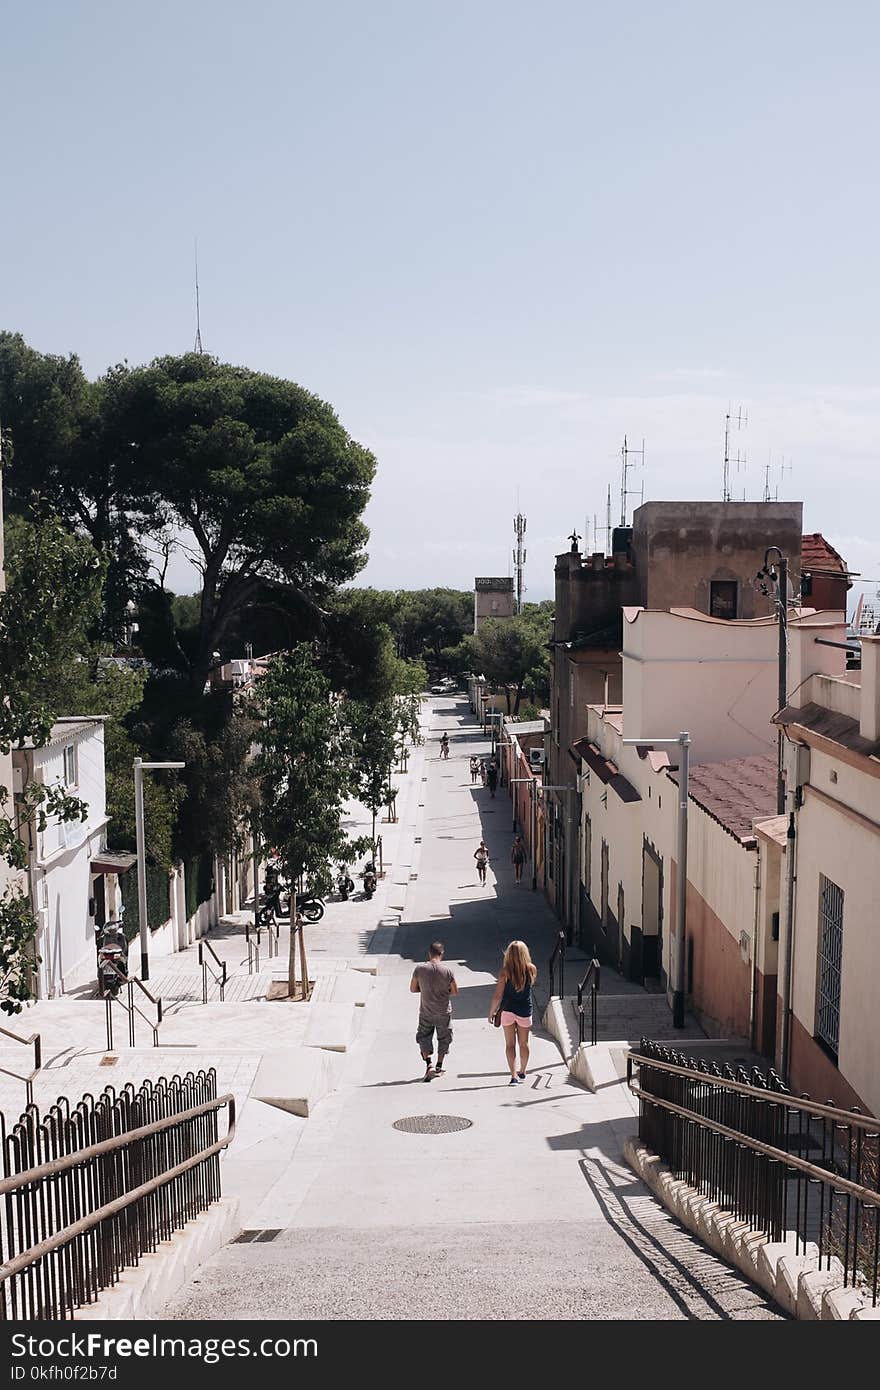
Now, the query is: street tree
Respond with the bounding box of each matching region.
[254,646,355,997]
[464,613,550,714]
[348,697,398,850]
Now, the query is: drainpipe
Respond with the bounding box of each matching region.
[749,849,760,1051]
[779,810,797,1080]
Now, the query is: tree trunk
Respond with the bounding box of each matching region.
[288,904,298,997]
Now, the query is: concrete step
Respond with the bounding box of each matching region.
[302,1002,362,1052]
[252,1047,344,1118]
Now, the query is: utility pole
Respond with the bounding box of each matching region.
[758,546,789,813]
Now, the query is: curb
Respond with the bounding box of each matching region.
[623,1137,877,1321]
[73,1197,240,1321]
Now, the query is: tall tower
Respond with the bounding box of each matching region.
[513,512,527,613]
[194,242,204,355]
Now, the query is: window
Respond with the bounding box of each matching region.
[63,744,78,788]
[816,875,844,1058]
[709,580,738,619]
[584,816,592,897]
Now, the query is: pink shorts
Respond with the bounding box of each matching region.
[500,1012,533,1029]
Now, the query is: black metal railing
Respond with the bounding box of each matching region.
[628,1041,880,1305]
[549,931,566,999]
[0,1068,235,1320]
[103,971,163,1050]
[0,1025,42,1108]
[576,959,601,1046]
[198,940,227,1003]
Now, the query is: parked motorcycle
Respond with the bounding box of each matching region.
[337,869,355,900]
[295,891,325,922]
[362,861,377,899]
[97,919,128,997]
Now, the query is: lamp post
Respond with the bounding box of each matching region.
[622,732,690,1027]
[486,711,502,756]
[756,546,789,814]
[133,758,185,982]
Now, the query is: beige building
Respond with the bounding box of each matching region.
[577,605,848,1051]
[775,631,880,1116]
[474,577,515,632]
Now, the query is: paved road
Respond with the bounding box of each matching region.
[166,697,783,1321]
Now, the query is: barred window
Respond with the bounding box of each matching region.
[816,874,844,1058]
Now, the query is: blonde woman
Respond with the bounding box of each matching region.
[488,940,538,1084]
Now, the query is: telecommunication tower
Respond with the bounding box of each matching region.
[512,512,527,613]
[619,435,646,525]
[194,242,204,355]
[722,405,748,501]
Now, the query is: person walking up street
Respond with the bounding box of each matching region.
[410,942,458,1080]
[474,839,490,885]
[488,940,538,1084]
[479,758,487,785]
[470,755,480,783]
[439,732,449,760]
[486,759,498,797]
[510,834,526,883]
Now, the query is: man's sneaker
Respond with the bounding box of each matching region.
[423,1065,435,1081]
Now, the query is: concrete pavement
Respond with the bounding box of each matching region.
[163,696,783,1321]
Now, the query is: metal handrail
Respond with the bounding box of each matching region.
[549,931,566,999]
[627,1048,880,1305]
[576,958,601,1046]
[245,922,260,975]
[0,1024,42,1107]
[0,1082,235,1316]
[198,940,227,1003]
[102,964,162,1049]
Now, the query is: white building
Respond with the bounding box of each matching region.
[775,631,880,1116]
[13,717,131,997]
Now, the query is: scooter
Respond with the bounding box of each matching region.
[362,862,377,899]
[97,920,128,997]
[295,891,325,922]
[337,869,355,900]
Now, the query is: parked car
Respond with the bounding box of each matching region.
[430,684,447,694]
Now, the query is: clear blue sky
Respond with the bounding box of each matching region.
[3,1,879,607]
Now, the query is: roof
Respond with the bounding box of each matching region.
[573,739,641,804]
[16,717,106,752]
[776,701,880,761]
[503,719,546,736]
[91,851,137,874]
[753,815,789,848]
[802,533,847,575]
[668,753,777,842]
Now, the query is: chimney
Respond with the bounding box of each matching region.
[859,635,880,742]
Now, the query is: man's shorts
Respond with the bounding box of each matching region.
[417,1011,453,1055]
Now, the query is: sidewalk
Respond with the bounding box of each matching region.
[161,697,783,1321]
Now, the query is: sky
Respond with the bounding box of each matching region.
[3,1,879,612]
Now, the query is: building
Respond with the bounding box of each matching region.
[576,605,847,1043]
[12,717,131,997]
[800,533,852,615]
[774,631,880,1116]
[500,716,547,886]
[474,577,515,633]
[546,500,807,937]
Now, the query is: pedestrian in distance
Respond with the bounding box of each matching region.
[479,758,487,785]
[439,732,450,760]
[488,940,538,1084]
[486,759,498,797]
[474,839,490,885]
[470,755,480,783]
[510,834,526,883]
[410,941,458,1080]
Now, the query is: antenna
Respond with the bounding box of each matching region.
[619,436,646,526]
[512,512,527,614]
[722,404,747,501]
[194,241,204,355]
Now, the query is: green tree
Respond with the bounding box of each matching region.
[348,697,397,849]
[254,646,355,996]
[0,509,96,1012]
[465,613,550,714]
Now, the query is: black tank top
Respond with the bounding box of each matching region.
[501,974,533,1018]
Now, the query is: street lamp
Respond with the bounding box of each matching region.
[133,758,185,982]
[756,546,789,814]
[486,711,502,756]
[622,731,690,1028]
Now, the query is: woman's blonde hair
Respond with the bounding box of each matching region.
[503,940,537,993]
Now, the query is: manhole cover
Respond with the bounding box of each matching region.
[393,1114,473,1135]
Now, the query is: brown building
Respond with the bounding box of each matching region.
[474,576,515,632]
[547,500,806,935]
[800,533,851,614]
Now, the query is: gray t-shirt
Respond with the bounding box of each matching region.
[412,960,456,1017]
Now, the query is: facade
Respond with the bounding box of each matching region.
[576,606,847,1044]
[13,718,121,997]
[500,716,547,887]
[774,632,880,1116]
[0,473,20,910]
[474,577,515,633]
[800,533,852,615]
[547,500,809,937]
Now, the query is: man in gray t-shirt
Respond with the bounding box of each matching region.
[410,942,458,1080]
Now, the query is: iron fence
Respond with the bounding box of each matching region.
[576,959,600,1046]
[628,1040,880,1305]
[0,1069,235,1320]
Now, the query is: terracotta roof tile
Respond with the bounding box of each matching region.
[668,753,777,841]
[802,533,847,574]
